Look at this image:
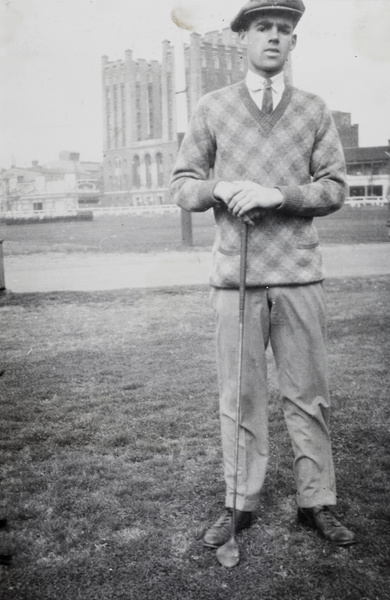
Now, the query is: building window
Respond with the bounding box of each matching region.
[156,153,164,186]
[113,85,118,147]
[136,82,141,141]
[167,73,174,141]
[115,156,122,186]
[145,154,152,188]
[148,82,154,138]
[133,156,141,188]
[349,186,365,197]
[347,164,361,176]
[367,185,383,197]
[226,51,232,70]
[121,84,126,146]
[184,48,190,69]
[33,202,43,211]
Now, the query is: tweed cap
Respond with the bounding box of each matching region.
[231,0,305,32]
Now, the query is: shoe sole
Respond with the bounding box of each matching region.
[203,541,221,549]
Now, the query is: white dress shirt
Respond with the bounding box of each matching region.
[245,70,285,112]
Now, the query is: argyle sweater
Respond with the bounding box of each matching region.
[169,81,347,288]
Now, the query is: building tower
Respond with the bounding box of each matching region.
[101,29,295,205]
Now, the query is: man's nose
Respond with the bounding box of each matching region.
[268,26,280,42]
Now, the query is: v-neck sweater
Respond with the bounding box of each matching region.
[170,81,347,288]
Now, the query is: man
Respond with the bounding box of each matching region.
[169,0,355,548]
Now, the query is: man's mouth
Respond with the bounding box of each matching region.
[265,48,280,55]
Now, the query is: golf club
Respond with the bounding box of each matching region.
[216,222,248,568]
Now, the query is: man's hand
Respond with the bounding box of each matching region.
[214,181,257,225]
[213,181,241,204]
[227,181,283,217]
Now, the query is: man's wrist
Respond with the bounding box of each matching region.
[213,181,226,201]
[213,180,229,202]
[271,188,283,208]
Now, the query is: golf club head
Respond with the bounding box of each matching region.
[216,536,240,568]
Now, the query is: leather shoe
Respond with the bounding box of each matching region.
[203,509,252,548]
[298,505,356,546]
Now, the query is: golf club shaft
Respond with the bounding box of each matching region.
[232,222,248,536]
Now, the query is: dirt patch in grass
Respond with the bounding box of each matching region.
[0,278,389,599]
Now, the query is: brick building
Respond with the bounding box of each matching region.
[102,30,249,205]
[102,29,296,206]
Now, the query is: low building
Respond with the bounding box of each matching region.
[0,153,103,215]
[344,144,390,205]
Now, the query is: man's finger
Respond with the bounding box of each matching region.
[242,214,255,226]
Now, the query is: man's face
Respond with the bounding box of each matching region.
[239,12,297,77]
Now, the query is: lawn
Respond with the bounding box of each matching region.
[0,206,389,256]
[0,276,389,600]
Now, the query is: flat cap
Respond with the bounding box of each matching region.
[231,0,305,32]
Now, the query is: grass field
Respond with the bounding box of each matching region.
[0,276,389,600]
[0,206,389,256]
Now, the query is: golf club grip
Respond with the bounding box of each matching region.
[239,223,248,318]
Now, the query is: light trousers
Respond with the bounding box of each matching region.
[210,283,337,512]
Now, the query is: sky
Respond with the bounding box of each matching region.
[1,0,390,169]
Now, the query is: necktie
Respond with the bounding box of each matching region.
[262,79,273,114]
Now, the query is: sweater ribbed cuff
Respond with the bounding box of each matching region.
[276,185,304,214]
[198,179,222,210]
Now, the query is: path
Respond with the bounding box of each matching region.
[2,244,390,293]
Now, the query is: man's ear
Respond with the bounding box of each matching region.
[238,29,248,46]
[290,34,297,51]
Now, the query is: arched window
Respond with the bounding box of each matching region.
[132,155,141,188]
[115,156,122,174]
[145,154,152,188]
[156,153,164,187]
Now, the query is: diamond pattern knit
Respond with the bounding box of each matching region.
[169,81,347,287]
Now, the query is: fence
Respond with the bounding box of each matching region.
[1,198,388,221]
[1,205,180,221]
[92,204,179,216]
[345,196,388,207]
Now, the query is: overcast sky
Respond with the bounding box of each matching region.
[1,0,389,169]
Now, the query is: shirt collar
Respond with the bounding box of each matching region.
[246,70,285,94]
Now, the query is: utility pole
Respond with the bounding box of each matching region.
[173,15,193,247]
[385,146,390,237]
